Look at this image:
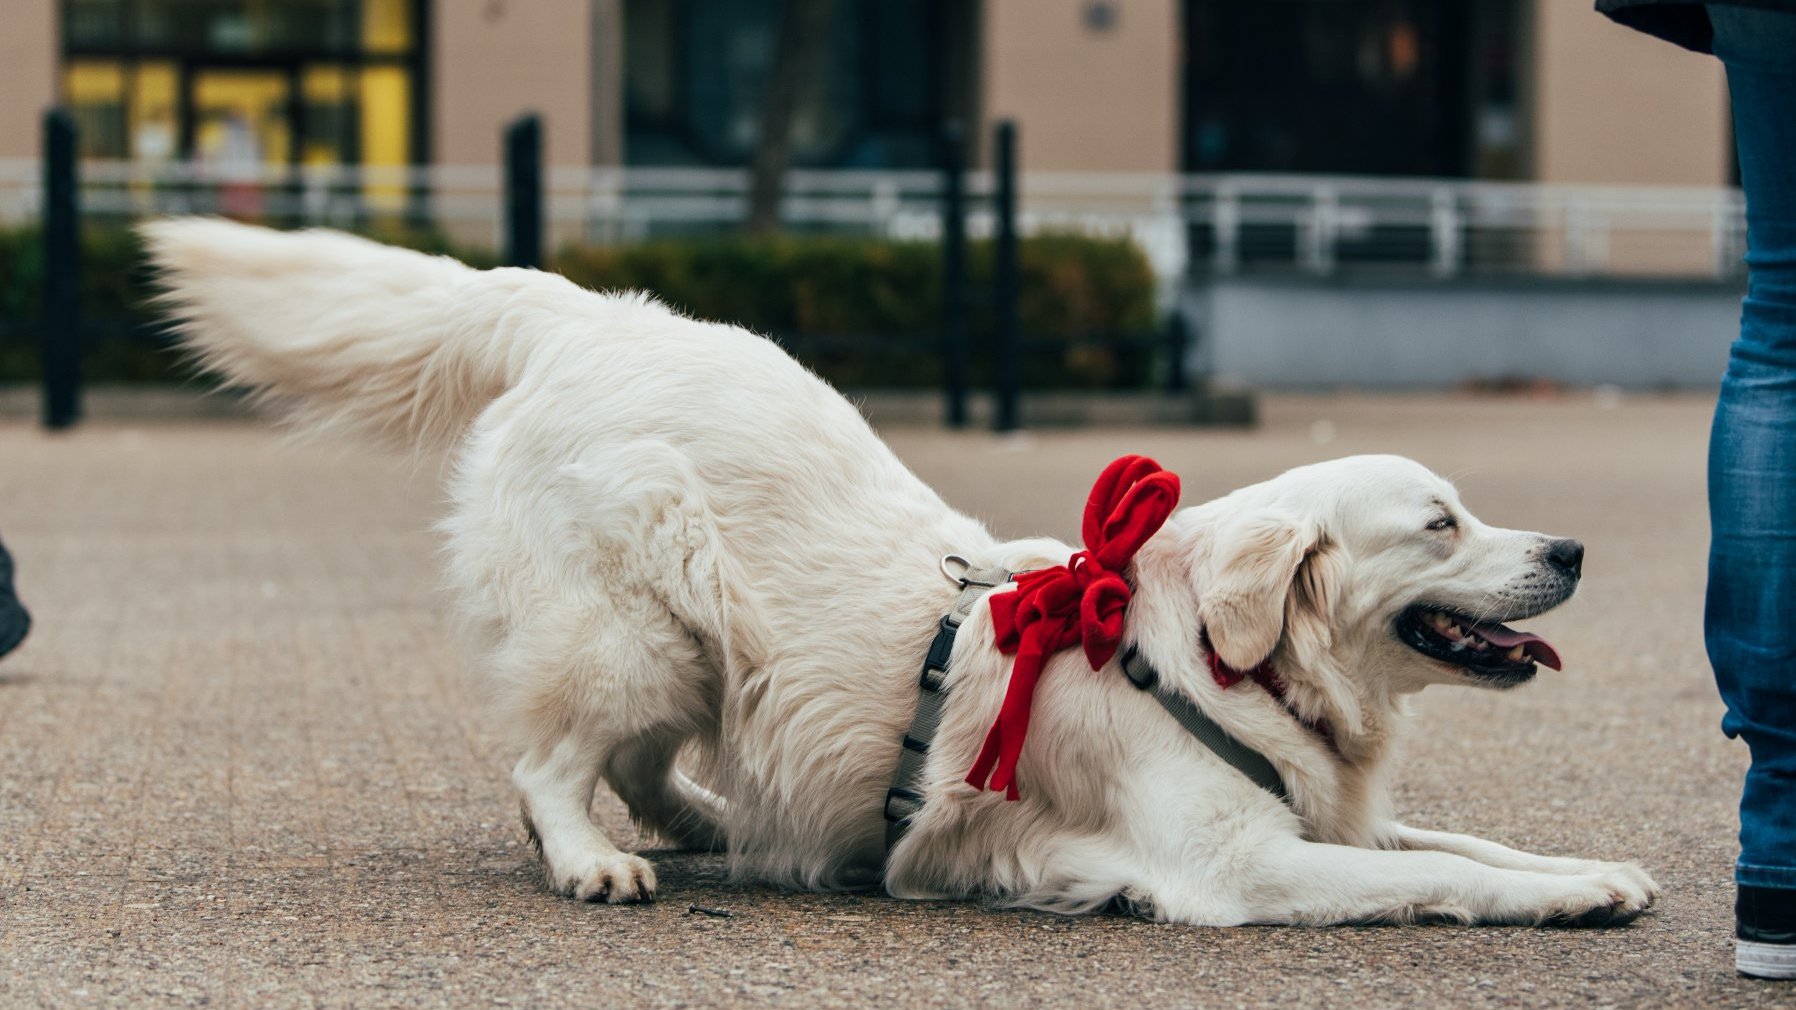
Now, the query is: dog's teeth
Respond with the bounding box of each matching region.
[1506,644,1525,662]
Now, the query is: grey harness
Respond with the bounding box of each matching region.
[883,557,1009,852]
[1117,645,1287,799]
[882,556,1289,853]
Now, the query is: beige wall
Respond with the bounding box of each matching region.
[0,0,58,160]
[5,0,1737,191]
[434,1,592,167]
[1532,0,1730,186]
[981,0,1178,173]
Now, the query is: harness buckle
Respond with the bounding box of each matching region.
[920,614,958,690]
[884,787,924,823]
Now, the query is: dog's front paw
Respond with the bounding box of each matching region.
[1541,867,1656,927]
[1576,861,1660,910]
[552,852,658,904]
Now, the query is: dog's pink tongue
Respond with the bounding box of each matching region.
[1470,621,1563,671]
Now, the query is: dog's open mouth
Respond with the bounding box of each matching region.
[1395,604,1563,683]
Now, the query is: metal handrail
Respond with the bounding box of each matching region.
[0,159,1747,283]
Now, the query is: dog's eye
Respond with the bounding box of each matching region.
[1426,515,1458,532]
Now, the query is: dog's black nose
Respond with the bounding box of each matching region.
[1544,538,1584,577]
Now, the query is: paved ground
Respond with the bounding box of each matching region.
[1,392,1792,1009]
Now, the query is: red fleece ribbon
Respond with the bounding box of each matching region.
[966,455,1181,799]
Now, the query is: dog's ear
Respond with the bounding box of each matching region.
[1198,513,1332,671]
[1282,527,1342,670]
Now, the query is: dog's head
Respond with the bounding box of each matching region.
[1146,455,1580,695]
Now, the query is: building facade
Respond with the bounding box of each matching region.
[0,0,1731,188]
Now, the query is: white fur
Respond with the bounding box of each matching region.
[143,218,1659,924]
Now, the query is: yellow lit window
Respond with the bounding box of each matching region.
[361,65,411,207]
[63,59,128,157]
[363,0,412,54]
[61,0,424,176]
[193,70,293,171]
[129,61,179,162]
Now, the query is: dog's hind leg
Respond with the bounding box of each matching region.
[514,727,658,903]
[504,596,719,903]
[459,436,733,901]
[604,731,728,853]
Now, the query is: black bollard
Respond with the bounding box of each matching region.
[504,114,544,269]
[992,120,1020,434]
[1165,307,1190,394]
[940,121,969,429]
[43,109,81,431]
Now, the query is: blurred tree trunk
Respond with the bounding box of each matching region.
[745,0,832,234]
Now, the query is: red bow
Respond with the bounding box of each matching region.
[966,455,1181,799]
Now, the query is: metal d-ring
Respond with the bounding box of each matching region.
[940,553,1004,588]
[940,553,973,587]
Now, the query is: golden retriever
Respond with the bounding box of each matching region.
[144,218,1658,925]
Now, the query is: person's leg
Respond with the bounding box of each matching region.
[1706,4,1796,980]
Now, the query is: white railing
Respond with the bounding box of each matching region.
[0,159,1748,288]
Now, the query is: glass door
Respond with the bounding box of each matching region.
[191,67,293,172]
[189,67,292,216]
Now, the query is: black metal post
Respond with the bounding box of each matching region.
[43,109,81,431]
[992,120,1020,434]
[504,114,543,269]
[939,121,969,428]
[1165,307,1190,393]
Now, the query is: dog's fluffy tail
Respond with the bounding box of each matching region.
[142,217,572,454]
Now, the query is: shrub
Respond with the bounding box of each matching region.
[0,225,1159,389]
[0,223,189,382]
[554,233,1159,388]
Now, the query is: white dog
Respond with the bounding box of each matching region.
[144,218,1658,926]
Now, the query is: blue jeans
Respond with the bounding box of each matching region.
[1708,5,1796,892]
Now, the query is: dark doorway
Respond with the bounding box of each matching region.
[1182,0,1523,178]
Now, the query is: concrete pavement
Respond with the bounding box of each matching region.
[0,392,1790,1009]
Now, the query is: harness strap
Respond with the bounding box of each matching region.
[885,560,1293,863]
[884,561,1010,851]
[1119,645,1288,800]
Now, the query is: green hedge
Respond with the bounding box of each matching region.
[551,233,1158,387]
[0,226,1159,388]
[0,225,178,381]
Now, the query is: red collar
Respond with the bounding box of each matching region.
[1201,629,1339,755]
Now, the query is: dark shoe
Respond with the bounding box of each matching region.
[0,537,29,659]
[1739,884,1796,979]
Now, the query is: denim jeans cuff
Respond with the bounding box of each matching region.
[1738,862,1796,889]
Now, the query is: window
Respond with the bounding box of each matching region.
[624,0,966,169]
[59,0,428,170]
